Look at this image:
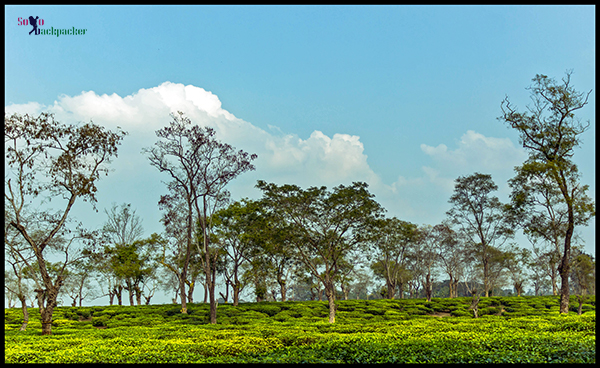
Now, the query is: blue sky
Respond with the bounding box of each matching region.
[5,5,595,303]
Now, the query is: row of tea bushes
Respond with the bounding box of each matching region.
[5,295,595,330]
[5,310,595,363]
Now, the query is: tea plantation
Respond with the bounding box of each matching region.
[5,295,595,363]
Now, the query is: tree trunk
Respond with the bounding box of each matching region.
[186,281,195,304]
[550,258,559,295]
[558,263,570,314]
[483,256,490,297]
[207,264,217,324]
[220,284,229,304]
[387,281,396,299]
[341,283,349,300]
[325,285,336,323]
[135,286,143,305]
[558,220,574,314]
[425,273,433,302]
[232,284,240,306]
[127,281,135,306]
[279,280,287,302]
[116,287,123,306]
[40,308,54,335]
[19,296,29,331]
[448,276,458,298]
[37,285,60,336]
[469,294,480,318]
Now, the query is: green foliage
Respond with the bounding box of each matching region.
[247,302,281,317]
[5,296,595,363]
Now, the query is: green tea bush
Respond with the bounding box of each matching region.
[92,315,109,327]
[4,296,595,364]
[248,303,281,317]
[479,306,502,316]
[364,307,386,316]
[74,309,91,319]
[450,309,471,317]
[273,310,297,322]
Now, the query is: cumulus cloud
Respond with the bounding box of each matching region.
[420,130,527,172]
[5,82,380,193]
[4,83,527,231]
[417,129,528,212]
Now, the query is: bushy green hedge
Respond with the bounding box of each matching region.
[5,309,595,363]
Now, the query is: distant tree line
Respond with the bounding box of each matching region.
[4,72,595,334]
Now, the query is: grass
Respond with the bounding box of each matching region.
[4,295,596,363]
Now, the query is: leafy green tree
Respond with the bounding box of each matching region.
[5,112,125,335]
[256,181,383,322]
[570,250,595,296]
[527,245,555,295]
[212,199,264,305]
[431,222,464,298]
[5,229,34,329]
[370,259,411,299]
[104,239,156,306]
[446,173,514,297]
[97,203,146,305]
[570,250,595,315]
[369,217,418,299]
[156,193,203,305]
[62,258,98,307]
[503,245,531,296]
[500,71,595,313]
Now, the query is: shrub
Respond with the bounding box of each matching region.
[163,307,183,317]
[78,309,91,319]
[92,315,110,327]
[479,306,501,316]
[450,309,471,317]
[336,304,356,312]
[249,303,281,317]
[364,307,386,316]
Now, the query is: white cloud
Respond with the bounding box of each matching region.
[420,130,527,172]
[4,83,528,233]
[5,82,380,192]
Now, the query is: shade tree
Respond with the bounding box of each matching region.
[256,180,384,322]
[368,217,418,299]
[500,71,595,313]
[446,173,514,297]
[5,112,125,334]
[144,112,257,323]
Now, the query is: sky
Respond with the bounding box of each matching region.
[5,5,595,305]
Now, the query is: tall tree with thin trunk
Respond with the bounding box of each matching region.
[144,112,256,322]
[499,71,595,313]
[432,222,464,298]
[369,217,418,299]
[446,173,514,297]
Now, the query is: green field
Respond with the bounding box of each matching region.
[5,295,595,363]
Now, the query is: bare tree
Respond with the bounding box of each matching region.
[144,112,256,323]
[5,112,125,334]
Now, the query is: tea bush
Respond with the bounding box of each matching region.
[5,295,595,363]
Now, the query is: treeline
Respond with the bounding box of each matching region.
[4,72,595,335]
